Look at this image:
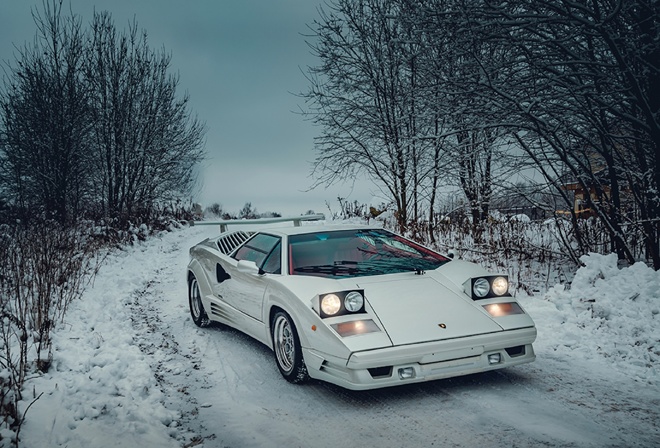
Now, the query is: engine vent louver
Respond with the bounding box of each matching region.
[216,231,254,255]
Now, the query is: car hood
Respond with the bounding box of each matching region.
[355,275,502,345]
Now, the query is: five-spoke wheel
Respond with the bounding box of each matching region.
[271,310,308,383]
[188,275,210,327]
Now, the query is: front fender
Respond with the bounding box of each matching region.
[264,282,352,361]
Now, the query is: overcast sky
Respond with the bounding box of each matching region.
[0,0,375,216]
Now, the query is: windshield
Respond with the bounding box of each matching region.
[288,229,449,278]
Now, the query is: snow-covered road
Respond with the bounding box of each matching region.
[19,224,660,448]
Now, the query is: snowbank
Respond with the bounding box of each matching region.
[541,253,660,384]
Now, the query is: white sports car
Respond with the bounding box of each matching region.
[187,217,536,390]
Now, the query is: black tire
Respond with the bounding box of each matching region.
[188,275,211,328]
[271,310,309,384]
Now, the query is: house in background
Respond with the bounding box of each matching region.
[559,178,611,218]
[556,147,613,219]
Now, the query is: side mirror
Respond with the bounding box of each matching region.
[448,249,456,259]
[237,259,263,275]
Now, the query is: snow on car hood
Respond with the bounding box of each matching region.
[356,275,502,345]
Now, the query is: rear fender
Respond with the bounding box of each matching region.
[187,258,213,300]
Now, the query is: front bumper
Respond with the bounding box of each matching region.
[303,326,536,390]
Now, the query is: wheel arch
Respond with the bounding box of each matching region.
[267,305,289,346]
[266,303,313,350]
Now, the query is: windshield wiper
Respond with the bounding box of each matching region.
[356,258,441,275]
[293,264,361,276]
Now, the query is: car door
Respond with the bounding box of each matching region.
[219,233,282,321]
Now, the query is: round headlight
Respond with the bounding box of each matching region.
[473,278,490,298]
[344,291,364,312]
[491,276,509,296]
[321,294,341,316]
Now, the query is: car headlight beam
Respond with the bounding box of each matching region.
[492,276,509,296]
[320,293,341,316]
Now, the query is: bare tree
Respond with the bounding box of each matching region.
[86,12,206,222]
[303,0,428,233]
[1,4,205,226]
[0,220,102,440]
[0,0,91,224]
[302,0,527,237]
[303,0,658,266]
[239,202,259,219]
[469,0,660,268]
[401,0,658,267]
[396,0,526,239]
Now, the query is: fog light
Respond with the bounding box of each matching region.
[488,353,502,364]
[398,367,416,380]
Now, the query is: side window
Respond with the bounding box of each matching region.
[234,234,281,273]
[234,245,264,264]
[261,241,281,274]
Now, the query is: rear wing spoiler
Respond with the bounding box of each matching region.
[190,214,325,232]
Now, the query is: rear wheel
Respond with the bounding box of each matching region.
[188,275,210,327]
[271,310,308,383]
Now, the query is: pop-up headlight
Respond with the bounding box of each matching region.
[318,290,366,318]
[491,276,509,296]
[344,291,364,312]
[320,293,342,316]
[464,275,511,300]
[473,278,490,298]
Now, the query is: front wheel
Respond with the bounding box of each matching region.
[188,275,211,327]
[271,310,308,384]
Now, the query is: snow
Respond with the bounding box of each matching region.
[13,223,660,447]
[542,253,660,384]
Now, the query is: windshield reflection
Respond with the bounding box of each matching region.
[288,229,449,278]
